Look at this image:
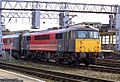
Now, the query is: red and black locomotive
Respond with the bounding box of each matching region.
[3,24,101,66]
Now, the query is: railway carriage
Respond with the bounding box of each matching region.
[2,34,21,59]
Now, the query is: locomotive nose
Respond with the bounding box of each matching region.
[75,39,101,52]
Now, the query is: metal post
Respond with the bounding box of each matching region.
[9,43,12,62]
[31,0,40,29]
[0,0,2,58]
[9,49,12,62]
[109,15,113,30]
[63,4,69,28]
[116,6,120,51]
[63,11,69,28]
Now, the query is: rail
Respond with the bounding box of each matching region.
[0,62,113,82]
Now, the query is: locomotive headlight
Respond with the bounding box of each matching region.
[88,48,91,51]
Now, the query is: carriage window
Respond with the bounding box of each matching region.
[3,40,7,44]
[35,35,50,40]
[8,40,12,44]
[35,36,39,40]
[3,39,12,44]
[55,33,63,39]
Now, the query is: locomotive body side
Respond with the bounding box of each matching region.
[30,33,57,51]
[20,25,100,66]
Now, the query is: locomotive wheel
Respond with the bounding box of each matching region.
[92,58,95,65]
[84,61,89,67]
[55,58,62,65]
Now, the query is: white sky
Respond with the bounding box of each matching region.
[4,0,120,31]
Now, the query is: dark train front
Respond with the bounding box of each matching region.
[54,25,101,66]
[2,24,101,66]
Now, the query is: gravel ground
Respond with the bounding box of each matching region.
[3,52,120,81]
[9,60,120,82]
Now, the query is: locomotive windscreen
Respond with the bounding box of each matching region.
[76,31,99,39]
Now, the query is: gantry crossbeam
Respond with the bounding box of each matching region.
[2,0,118,14]
[2,12,59,19]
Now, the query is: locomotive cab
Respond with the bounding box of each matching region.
[57,25,101,66]
[70,26,101,66]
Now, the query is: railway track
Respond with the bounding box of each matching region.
[14,59,120,74]
[95,59,120,68]
[0,62,113,82]
[35,60,120,74]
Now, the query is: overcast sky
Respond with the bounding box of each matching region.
[5,0,120,31]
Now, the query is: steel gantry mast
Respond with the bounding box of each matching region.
[1,0,120,54]
[0,0,2,57]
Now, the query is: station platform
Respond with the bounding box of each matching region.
[0,69,45,82]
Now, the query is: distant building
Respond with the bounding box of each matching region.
[80,22,115,32]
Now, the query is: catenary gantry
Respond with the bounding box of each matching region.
[1,0,118,22]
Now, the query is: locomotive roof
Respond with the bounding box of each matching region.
[3,33,20,38]
[23,25,98,36]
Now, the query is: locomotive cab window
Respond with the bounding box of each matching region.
[76,31,99,39]
[93,31,99,38]
[77,31,88,38]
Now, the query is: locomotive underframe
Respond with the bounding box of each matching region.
[20,50,98,66]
